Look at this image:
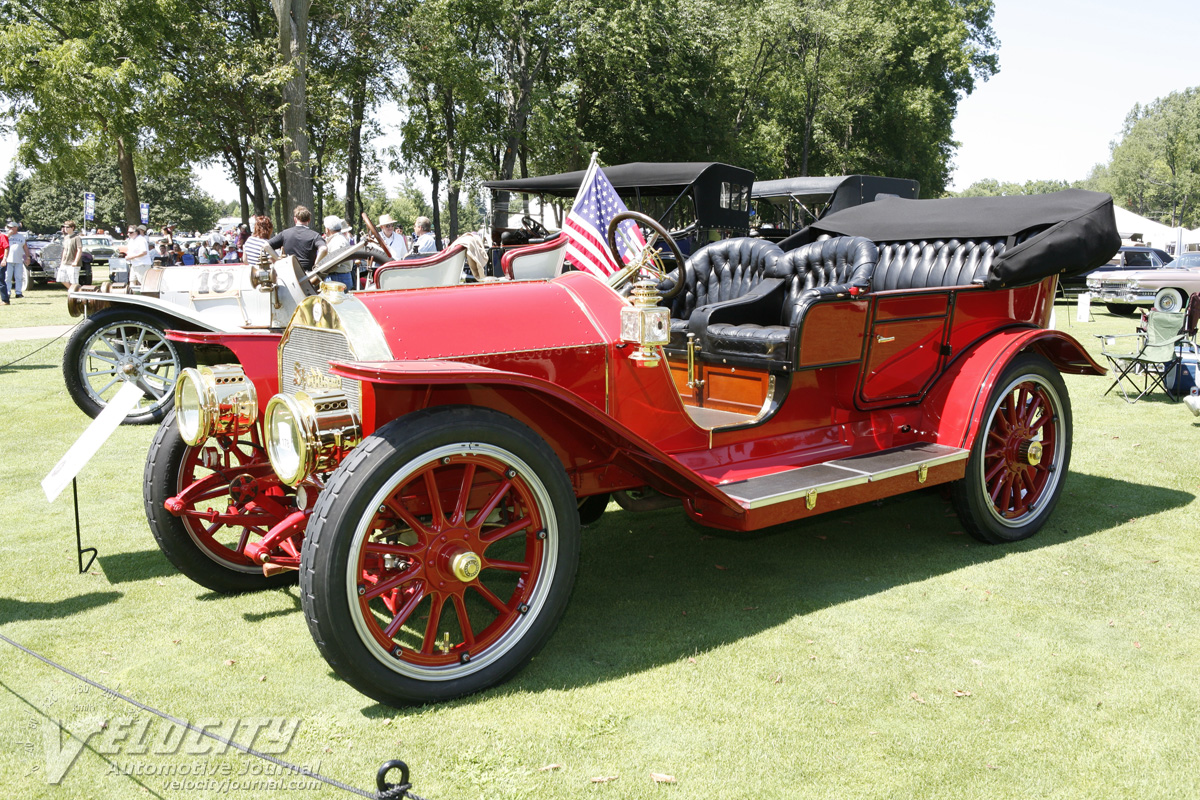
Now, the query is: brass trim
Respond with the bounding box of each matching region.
[857,447,969,482]
[421,342,606,362]
[451,551,482,582]
[805,489,817,510]
[277,289,393,418]
[918,463,928,483]
[708,375,777,431]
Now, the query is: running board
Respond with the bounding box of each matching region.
[719,443,969,510]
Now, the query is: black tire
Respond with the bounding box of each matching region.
[1105,303,1139,317]
[63,309,185,424]
[144,411,296,593]
[951,354,1072,544]
[300,406,581,706]
[1153,288,1187,314]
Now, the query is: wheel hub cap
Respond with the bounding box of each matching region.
[1018,440,1043,466]
[450,551,481,582]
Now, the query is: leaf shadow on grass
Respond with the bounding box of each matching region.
[499,473,1194,698]
[98,549,178,584]
[340,475,1193,715]
[0,592,122,622]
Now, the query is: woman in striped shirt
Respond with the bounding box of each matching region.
[242,215,274,267]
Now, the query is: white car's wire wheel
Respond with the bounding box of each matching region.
[63,310,184,424]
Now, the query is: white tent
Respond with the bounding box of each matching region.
[1111,205,1184,251]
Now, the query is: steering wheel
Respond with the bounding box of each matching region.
[521,215,549,238]
[360,211,393,261]
[605,210,685,301]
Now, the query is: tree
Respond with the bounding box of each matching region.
[0,0,173,225]
[273,0,314,216]
[19,161,218,234]
[0,165,30,225]
[1103,89,1200,227]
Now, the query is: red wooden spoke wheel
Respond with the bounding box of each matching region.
[144,412,298,593]
[300,407,580,706]
[953,354,1072,544]
[353,448,550,670]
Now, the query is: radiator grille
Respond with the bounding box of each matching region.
[279,325,361,413]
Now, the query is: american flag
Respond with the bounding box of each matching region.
[563,162,646,277]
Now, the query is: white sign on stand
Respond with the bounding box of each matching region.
[1076,292,1092,323]
[42,382,146,502]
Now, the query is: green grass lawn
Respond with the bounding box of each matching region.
[1,296,1198,799]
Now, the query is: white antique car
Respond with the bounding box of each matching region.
[64,237,392,424]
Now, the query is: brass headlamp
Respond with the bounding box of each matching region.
[264,389,361,487]
[174,365,258,446]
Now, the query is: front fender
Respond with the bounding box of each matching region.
[922,328,1104,451]
[69,291,229,333]
[332,359,743,514]
[167,330,283,414]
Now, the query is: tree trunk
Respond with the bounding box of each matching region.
[115,133,140,231]
[442,88,460,241]
[273,0,313,218]
[346,74,366,231]
[252,152,269,216]
[235,152,250,225]
[274,146,288,232]
[430,167,442,248]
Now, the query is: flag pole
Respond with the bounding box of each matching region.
[570,151,600,209]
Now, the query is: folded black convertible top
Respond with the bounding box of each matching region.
[780,189,1121,289]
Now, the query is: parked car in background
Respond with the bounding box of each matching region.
[750,175,920,242]
[63,234,392,424]
[1087,251,1200,314]
[28,236,94,286]
[81,234,118,263]
[1059,245,1173,299]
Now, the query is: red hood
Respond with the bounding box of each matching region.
[354,271,625,360]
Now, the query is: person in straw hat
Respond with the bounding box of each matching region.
[377,213,409,257]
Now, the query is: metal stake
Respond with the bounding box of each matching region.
[73,478,97,574]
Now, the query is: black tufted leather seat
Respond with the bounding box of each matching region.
[773,236,878,324]
[664,238,784,347]
[872,238,1009,291]
[698,236,879,362]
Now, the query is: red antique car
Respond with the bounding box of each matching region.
[143,190,1120,706]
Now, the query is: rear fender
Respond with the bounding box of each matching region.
[333,359,742,513]
[922,328,1104,451]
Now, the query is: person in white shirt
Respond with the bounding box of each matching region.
[4,221,31,298]
[121,225,154,284]
[413,216,437,254]
[377,213,409,258]
[322,215,353,290]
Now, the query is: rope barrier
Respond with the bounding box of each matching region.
[0,319,79,370]
[0,631,430,800]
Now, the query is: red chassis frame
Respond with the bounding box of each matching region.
[168,269,1101,538]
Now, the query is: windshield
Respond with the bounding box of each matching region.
[82,237,111,246]
[1169,253,1200,269]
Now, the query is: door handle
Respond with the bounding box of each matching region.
[876,335,895,344]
